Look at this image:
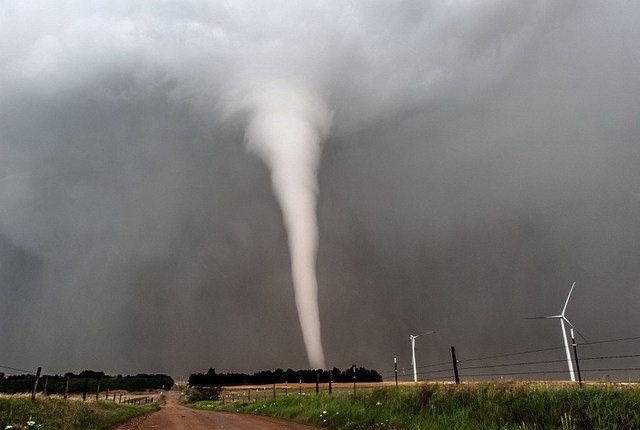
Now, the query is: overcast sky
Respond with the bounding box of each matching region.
[1,1,640,380]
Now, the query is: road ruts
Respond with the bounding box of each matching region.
[112,390,319,430]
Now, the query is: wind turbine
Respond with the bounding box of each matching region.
[410,331,435,383]
[526,281,584,382]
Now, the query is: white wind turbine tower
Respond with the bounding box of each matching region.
[410,331,435,383]
[526,281,584,382]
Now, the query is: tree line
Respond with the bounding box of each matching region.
[189,366,382,386]
[0,370,174,394]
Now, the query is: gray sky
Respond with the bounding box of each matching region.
[1,1,640,381]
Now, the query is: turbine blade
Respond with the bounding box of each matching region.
[562,316,576,330]
[561,281,576,316]
[563,317,589,343]
[524,315,561,320]
[416,331,435,337]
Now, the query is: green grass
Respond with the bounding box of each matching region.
[0,395,159,429]
[190,382,640,429]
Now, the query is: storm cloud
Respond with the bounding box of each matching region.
[1,1,640,378]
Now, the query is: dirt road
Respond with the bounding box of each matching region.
[112,391,318,430]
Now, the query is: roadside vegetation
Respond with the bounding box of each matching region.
[0,395,159,430]
[190,381,640,429]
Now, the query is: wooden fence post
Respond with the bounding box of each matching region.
[451,346,460,384]
[31,367,42,401]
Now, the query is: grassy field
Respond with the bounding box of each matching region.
[191,381,640,429]
[0,395,160,430]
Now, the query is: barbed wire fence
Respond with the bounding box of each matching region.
[380,335,640,384]
[3,334,640,404]
[0,365,157,404]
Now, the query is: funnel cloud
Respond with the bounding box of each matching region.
[241,83,332,369]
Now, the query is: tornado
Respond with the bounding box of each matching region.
[242,83,332,369]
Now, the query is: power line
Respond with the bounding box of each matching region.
[581,367,640,373]
[383,335,640,381]
[458,345,567,364]
[458,358,568,371]
[459,353,640,372]
[580,353,640,362]
[581,335,640,347]
[0,365,36,374]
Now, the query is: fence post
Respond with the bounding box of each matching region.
[43,376,48,395]
[451,347,460,384]
[82,379,88,401]
[273,384,276,398]
[394,358,398,387]
[328,371,333,395]
[96,384,100,400]
[571,329,583,387]
[64,376,70,399]
[315,372,319,394]
[31,367,42,401]
[353,365,357,396]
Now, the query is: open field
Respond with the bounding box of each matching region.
[193,381,640,429]
[217,380,640,404]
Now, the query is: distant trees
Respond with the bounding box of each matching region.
[0,371,174,394]
[188,366,382,387]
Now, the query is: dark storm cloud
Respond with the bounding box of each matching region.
[1,1,640,378]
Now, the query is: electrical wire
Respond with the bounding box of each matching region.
[0,365,36,374]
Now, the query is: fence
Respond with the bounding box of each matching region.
[379,335,640,385]
[120,396,155,405]
[219,382,380,404]
[0,365,157,404]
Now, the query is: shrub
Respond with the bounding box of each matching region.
[187,386,222,402]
